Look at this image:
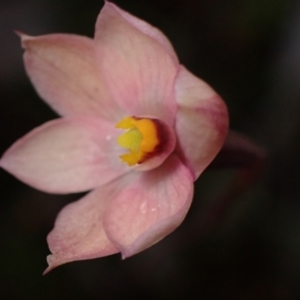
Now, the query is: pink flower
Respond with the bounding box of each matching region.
[0,1,228,272]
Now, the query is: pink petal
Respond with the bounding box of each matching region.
[174,66,229,180]
[21,33,122,121]
[103,154,194,258]
[94,2,178,126]
[105,2,178,64]
[45,185,124,273]
[0,117,130,194]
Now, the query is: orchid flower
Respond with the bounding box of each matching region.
[0,1,228,272]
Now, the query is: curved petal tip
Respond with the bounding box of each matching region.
[175,66,229,179]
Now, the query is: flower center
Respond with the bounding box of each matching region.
[116,116,159,166]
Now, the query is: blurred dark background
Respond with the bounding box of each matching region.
[1,0,300,299]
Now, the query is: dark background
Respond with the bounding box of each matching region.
[1,0,300,299]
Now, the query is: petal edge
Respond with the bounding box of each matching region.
[174,66,229,179]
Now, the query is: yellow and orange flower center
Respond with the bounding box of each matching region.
[116,116,160,166]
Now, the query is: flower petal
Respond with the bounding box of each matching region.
[104,2,178,64]
[103,154,194,258]
[45,184,126,273]
[21,33,122,121]
[174,66,229,180]
[0,117,130,193]
[94,2,178,126]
